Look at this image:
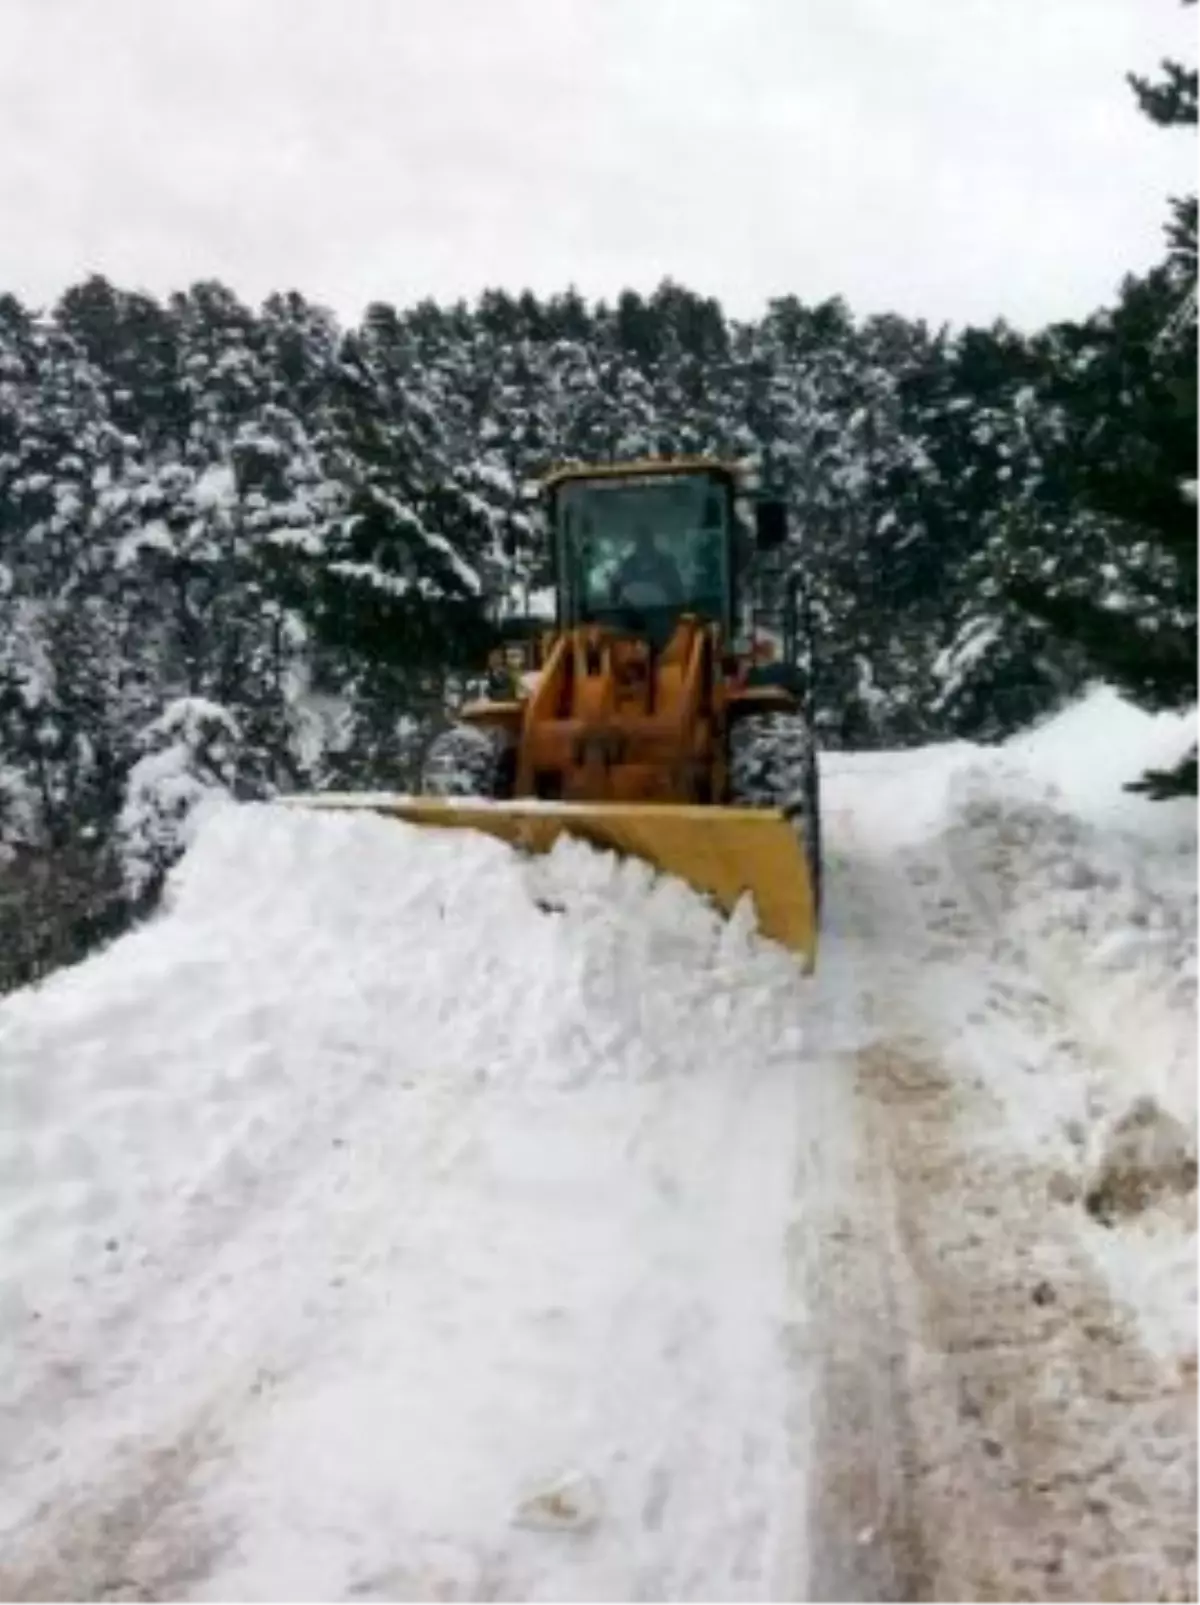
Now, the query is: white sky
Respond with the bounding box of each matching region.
[3,0,1195,330]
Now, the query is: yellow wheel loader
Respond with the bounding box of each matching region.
[293,458,822,968]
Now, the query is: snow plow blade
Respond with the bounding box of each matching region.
[282,794,818,970]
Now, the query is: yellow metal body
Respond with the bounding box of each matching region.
[283,793,817,970]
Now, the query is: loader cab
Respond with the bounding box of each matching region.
[546,463,741,643]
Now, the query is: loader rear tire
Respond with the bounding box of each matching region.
[729,712,822,918]
[420,723,514,799]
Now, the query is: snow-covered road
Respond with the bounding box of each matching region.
[0,803,818,1602]
[0,692,1195,1601]
[800,742,1196,1601]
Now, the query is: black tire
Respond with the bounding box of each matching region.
[728,711,822,918]
[420,724,514,799]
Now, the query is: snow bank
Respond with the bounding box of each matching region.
[1,682,1193,1597]
[946,688,1196,1129]
[941,691,1196,1361]
[0,797,805,1369]
[818,738,975,851]
[996,683,1196,841]
[161,801,801,1082]
[824,687,1196,1363]
[0,802,810,1599]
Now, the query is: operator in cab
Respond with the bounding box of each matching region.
[609,522,683,609]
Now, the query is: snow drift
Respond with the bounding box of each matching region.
[0,684,1193,1601]
[0,799,814,1601]
[942,690,1197,1364]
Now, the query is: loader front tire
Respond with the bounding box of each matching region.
[729,712,822,918]
[420,723,514,799]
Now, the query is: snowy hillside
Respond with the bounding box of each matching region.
[0,688,1194,1601]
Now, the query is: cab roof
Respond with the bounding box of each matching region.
[538,456,746,492]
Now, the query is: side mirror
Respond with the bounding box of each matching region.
[755,498,787,551]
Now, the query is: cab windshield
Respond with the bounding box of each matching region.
[557,472,731,630]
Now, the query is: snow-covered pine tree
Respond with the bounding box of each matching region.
[291,304,491,785]
[0,294,145,986]
[1007,297,1196,791]
[900,321,1091,740]
[115,696,244,902]
[0,294,139,847]
[1007,16,1197,794]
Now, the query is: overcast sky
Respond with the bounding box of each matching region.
[3,0,1195,330]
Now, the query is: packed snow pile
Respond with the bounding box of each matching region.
[925,689,1195,1362]
[0,683,1193,1601]
[0,800,813,1601]
[948,690,1196,1163]
[2,802,804,1311]
[819,686,1196,1373]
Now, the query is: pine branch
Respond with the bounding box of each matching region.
[1008,578,1197,710]
[1128,59,1199,127]
[1125,748,1198,798]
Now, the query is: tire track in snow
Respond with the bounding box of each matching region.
[799,795,1196,1601]
[185,1041,814,1600]
[795,828,956,1605]
[0,1409,231,1604]
[598,1053,809,1601]
[0,967,409,1419]
[2,850,817,1603]
[0,1035,502,1603]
